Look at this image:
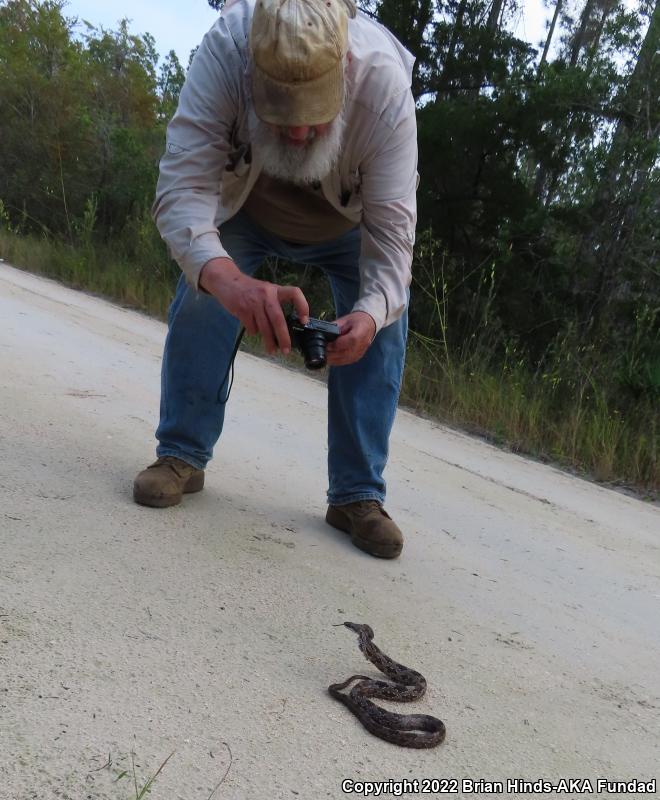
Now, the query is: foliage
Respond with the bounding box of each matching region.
[0,0,164,239]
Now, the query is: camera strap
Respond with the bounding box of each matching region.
[216,326,246,405]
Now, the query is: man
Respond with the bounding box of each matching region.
[133,0,418,559]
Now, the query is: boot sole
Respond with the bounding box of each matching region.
[133,472,205,508]
[325,507,402,559]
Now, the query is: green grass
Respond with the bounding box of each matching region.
[401,337,658,494]
[113,750,175,799]
[0,227,175,320]
[1,229,657,497]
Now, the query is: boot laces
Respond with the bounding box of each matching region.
[353,500,384,517]
[150,456,189,478]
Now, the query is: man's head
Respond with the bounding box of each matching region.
[250,0,356,126]
[249,0,355,185]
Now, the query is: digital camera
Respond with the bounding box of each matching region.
[286,312,341,370]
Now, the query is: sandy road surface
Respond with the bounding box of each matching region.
[1,262,659,800]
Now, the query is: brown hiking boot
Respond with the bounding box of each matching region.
[325,500,403,558]
[133,456,205,508]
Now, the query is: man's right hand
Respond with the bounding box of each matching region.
[199,257,309,355]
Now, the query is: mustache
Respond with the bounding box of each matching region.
[280,129,318,143]
[251,110,346,186]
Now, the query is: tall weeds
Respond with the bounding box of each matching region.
[0,201,176,319]
[402,230,658,494]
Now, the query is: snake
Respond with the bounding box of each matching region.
[328,622,446,748]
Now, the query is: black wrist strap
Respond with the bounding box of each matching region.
[216,326,246,405]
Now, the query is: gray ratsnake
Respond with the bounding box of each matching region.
[328,622,446,748]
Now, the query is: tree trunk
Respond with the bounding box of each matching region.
[486,0,505,32]
[437,0,469,97]
[575,0,660,327]
[539,0,563,71]
[569,0,597,66]
[585,0,617,69]
[608,0,659,159]
[470,0,507,98]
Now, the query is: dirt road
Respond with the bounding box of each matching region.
[1,263,658,799]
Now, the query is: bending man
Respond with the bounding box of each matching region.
[134,0,418,559]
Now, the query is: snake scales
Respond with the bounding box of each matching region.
[328,622,446,748]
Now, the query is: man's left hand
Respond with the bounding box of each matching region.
[326,311,377,367]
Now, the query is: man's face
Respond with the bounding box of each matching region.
[251,110,345,186]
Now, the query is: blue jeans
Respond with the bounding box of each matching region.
[156,210,408,506]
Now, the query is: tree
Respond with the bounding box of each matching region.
[0,0,90,237]
[539,0,563,71]
[575,0,660,337]
[157,50,186,121]
[0,0,161,238]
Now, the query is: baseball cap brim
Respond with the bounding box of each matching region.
[251,63,343,126]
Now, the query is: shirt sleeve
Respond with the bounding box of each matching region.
[151,23,240,289]
[351,95,417,333]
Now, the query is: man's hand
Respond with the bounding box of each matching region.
[200,257,309,354]
[326,311,377,367]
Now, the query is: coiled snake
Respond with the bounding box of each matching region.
[328,622,446,748]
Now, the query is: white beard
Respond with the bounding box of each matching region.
[251,107,346,186]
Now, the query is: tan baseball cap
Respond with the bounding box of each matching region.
[250,0,356,126]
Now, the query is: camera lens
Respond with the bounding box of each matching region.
[303,331,327,370]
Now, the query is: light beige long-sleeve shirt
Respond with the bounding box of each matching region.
[151,0,418,333]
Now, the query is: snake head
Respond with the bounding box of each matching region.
[344,622,374,639]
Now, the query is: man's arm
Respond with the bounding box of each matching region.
[326,93,416,366]
[152,23,309,352]
[351,93,417,335]
[151,24,241,287]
